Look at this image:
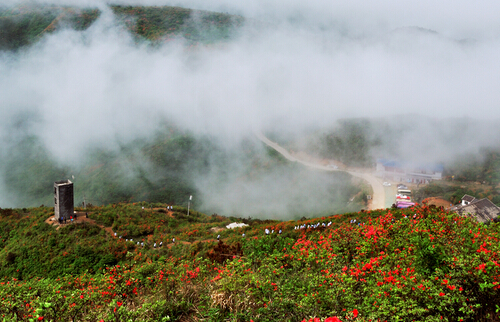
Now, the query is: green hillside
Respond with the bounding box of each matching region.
[1,204,500,321]
[3,4,500,321]
[412,149,500,205]
[0,4,243,51]
[281,119,500,206]
[0,6,100,50]
[1,123,366,218]
[111,5,243,44]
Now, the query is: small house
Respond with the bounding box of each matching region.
[461,194,476,206]
[451,195,500,223]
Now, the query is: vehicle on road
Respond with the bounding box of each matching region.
[395,188,413,208]
[383,182,391,186]
[395,200,416,208]
[397,189,411,196]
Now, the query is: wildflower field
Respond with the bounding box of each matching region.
[1,203,499,321]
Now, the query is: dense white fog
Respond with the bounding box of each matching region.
[1,0,500,210]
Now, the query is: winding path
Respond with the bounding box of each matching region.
[255,132,386,210]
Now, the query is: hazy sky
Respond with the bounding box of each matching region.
[1,0,500,208]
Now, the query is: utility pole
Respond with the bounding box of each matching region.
[187,195,192,216]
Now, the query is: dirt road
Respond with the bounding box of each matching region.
[255,132,386,210]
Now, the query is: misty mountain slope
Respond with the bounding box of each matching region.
[111,5,244,44]
[387,26,475,47]
[0,121,203,207]
[412,148,500,205]
[282,115,500,168]
[3,1,500,218]
[69,128,211,207]
[2,135,68,207]
[0,122,367,218]
[0,5,100,51]
[272,116,500,206]
[192,138,368,219]
[0,4,244,51]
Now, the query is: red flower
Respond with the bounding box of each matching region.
[38,317,44,321]
[353,309,358,317]
[117,301,123,306]
[439,292,445,296]
[325,317,342,322]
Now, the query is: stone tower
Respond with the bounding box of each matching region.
[54,180,74,220]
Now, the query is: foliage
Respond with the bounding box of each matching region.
[2,122,366,218]
[414,180,500,206]
[0,4,243,51]
[2,125,208,208]
[2,135,69,207]
[445,148,500,185]
[0,5,100,51]
[111,5,243,44]
[1,204,500,321]
[310,119,377,167]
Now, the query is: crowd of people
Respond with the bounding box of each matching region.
[57,212,89,225]
[57,213,78,225]
[294,221,333,230]
[118,235,173,248]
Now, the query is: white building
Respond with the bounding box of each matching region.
[376,159,443,184]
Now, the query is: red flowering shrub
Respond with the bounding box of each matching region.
[0,204,499,321]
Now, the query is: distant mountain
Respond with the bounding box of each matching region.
[0,5,100,50]
[0,4,244,51]
[388,26,477,45]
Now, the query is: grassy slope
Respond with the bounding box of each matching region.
[1,204,500,321]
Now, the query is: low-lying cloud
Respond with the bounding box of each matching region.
[1,0,500,210]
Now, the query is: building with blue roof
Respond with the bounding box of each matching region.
[376,159,443,184]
